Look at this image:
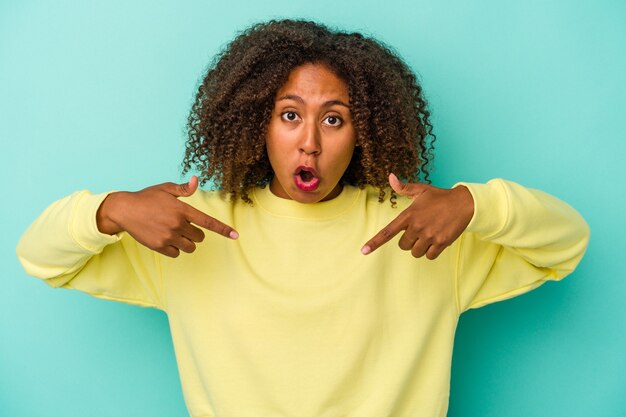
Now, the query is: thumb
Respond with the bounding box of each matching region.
[163,175,199,197]
[388,173,427,197]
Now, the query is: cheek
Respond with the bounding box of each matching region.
[266,122,291,157]
[265,132,280,160]
[265,139,289,178]
[337,132,357,164]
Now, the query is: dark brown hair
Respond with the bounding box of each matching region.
[183,19,435,203]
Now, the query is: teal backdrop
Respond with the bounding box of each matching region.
[1,0,624,416]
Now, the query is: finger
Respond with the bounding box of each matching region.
[425,244,447,260]
[410,238,431,258]
[398,229,419,251]
[388,173,428,198]
[159,176,199,197]
[185,205,239,239]
[161,246,180,258]
[175,237,197,254]
[181,223,205,243]
[361,215,406,255]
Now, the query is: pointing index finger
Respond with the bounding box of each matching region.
[361,215,406,255]
[184,204,239,240]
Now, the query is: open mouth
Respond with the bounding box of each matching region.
[294,166,320,191]
[300,170,314,182]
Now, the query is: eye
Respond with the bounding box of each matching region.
[323,115,343,127]
[281,111,300,122]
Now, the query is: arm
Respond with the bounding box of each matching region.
[16,177,238,309]
[455,179,590,311]
[361,175,589,312]
[16,190,165,308]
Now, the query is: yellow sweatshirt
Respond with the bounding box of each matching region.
[16,180,589,417]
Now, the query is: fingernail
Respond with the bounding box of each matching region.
[361,245,371,255]
[230,231,239,239]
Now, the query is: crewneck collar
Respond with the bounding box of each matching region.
[252,185,361,220]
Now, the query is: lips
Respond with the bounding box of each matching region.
[294,166,320,191]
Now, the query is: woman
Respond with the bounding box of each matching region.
[17,19,589,417]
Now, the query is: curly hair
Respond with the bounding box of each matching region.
[183,19,435,204]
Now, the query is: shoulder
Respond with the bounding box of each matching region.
[360,185,412,224]
[178,188,234,214]
[361,185,412,208]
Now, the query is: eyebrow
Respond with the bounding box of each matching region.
[277,94,350,108]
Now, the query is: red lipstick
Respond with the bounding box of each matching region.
[294,166,320,191]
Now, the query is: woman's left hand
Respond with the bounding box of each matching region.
[361,173,475,260]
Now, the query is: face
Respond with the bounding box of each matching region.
[266,63,356,203]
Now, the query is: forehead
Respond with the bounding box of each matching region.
[275,63,349,102]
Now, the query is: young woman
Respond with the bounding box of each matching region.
[17,19,589,417]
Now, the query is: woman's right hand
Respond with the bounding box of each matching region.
[96,176,238,258]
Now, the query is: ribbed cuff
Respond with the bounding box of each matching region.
[70,190,122,253]
[453,179,509,239]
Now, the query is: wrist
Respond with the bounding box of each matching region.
[453,185,475,227]
[96,192,127,235]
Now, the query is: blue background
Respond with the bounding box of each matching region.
[1,1,624,416]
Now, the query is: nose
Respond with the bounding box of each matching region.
[299,121,321,155]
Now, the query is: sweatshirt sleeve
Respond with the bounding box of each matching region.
[453,179,590,313]
[16,190,165,310]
